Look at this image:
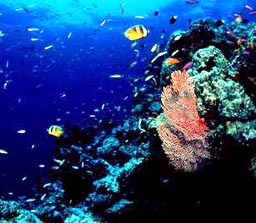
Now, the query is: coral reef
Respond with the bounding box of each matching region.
[159,18,256,161]
[0,199,42,223]
[1,18,256,223]
[187,45,256,146]
[161,18,256,104]
[30,118,150,222]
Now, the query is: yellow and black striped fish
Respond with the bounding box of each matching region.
[124,25,149,40]
[47,125,64,137]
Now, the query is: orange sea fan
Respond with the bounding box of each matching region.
[161,70,208,140]
[157,70,210,171]
[157,124,210,171]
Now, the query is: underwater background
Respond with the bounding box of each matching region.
[0,0,256,222]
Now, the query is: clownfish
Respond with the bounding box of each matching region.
[124,25,149,40]
[47,125,64,137]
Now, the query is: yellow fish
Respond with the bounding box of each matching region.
[47,125,64,137]
[124,25,149,40]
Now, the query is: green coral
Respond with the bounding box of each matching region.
[64,209,104,223]
[0,199,42,223]
[187,45,256,143]
[226,120,256,142]
[96,136,120,154]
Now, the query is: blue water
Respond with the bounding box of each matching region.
[0,0,255,198]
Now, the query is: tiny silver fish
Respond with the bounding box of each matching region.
[109,74,122,79]
[17,129,26,134]
[0,149,8,154]
[44,44,53,50]
[26,198,36,202]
